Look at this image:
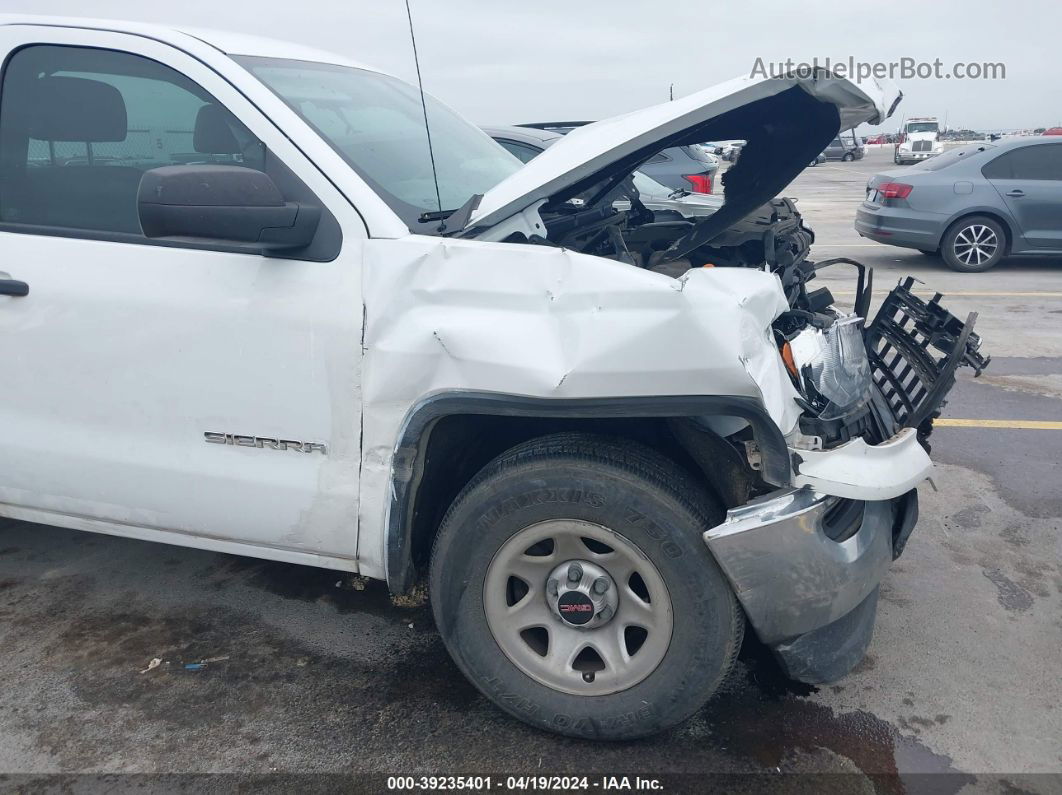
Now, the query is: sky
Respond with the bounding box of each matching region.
[5,0,1059,133]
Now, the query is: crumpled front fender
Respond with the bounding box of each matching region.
[361,237,801,429]
[357,237,803,578]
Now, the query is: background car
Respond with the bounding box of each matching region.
[627,137,718,193]
[1043,127,1062,136]
[484,124,560,164]
[855,137,1062,271]
[822,133,865,161]
[722,140,745,161]
[515,122,719,194]
[708,140,744,159]
[483,125,724,214]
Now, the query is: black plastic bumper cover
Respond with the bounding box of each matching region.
[771,488,918,683]
[773,586,880,684]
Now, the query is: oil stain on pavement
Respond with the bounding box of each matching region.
[0,523,981,791]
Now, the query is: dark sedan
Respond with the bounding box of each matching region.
[855,137,1062,271]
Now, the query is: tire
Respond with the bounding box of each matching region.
[842,152,854,162]
[941,215,1006,272]
[429,432,744,740]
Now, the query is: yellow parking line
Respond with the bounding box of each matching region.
[935,419,1062,430]
[831,290,1062,298]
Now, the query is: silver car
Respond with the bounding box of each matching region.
[512,121,719,194]
[856,138,1062,271]
[483,124,722,212]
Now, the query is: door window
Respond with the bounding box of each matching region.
[0,45,264,235]
[982,144,1062,181]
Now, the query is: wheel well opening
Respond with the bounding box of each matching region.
[945,211,1013,253]
[401,414,761,587]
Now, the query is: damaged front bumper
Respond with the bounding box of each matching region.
[783,274,990,499]
[792,427,931,500]
[704,487,918,683]
[699,277,986,683]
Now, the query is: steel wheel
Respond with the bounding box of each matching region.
[430,432,744,739]
[483,519,673,696]
[952,223,999,267]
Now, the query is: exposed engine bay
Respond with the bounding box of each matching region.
[548,191,816,277]
[471,83,989,454]
[518,169,990,453]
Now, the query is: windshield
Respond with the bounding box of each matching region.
[906,122,939,134]
[237,56,522,231]
[911,143,995,171]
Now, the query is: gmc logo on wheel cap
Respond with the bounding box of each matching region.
[559,603,592,613]
[557,592,594,625]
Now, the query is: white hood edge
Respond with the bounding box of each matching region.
[469,69,900,230]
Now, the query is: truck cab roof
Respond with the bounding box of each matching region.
[0,14,380,73]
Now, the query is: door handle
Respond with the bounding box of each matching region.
[1005,189,1025,198]
[0,278,29,297]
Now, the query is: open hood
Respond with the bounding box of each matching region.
[468,69,900,244]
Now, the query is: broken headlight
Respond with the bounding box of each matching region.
[789,316,872,420]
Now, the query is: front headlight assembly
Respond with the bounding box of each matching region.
[788,316,872,421]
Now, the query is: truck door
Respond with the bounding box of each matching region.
[982,143,1062,249]
[0,30,365,562]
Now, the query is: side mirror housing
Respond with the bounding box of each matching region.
[138,165,320,253]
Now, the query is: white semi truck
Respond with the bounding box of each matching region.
[895,116,944,164]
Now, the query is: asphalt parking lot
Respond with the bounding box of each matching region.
[1,146,1060,790]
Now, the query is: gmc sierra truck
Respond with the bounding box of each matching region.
[0,16,987,739]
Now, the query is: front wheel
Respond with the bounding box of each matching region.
[941,215,1006,272]
[429,433,744,740]
[842,152,855,162]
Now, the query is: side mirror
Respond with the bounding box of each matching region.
[138,165,320,253]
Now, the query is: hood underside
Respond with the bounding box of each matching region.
[468,69,900,247]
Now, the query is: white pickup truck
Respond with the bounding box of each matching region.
[0,16,988,739]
